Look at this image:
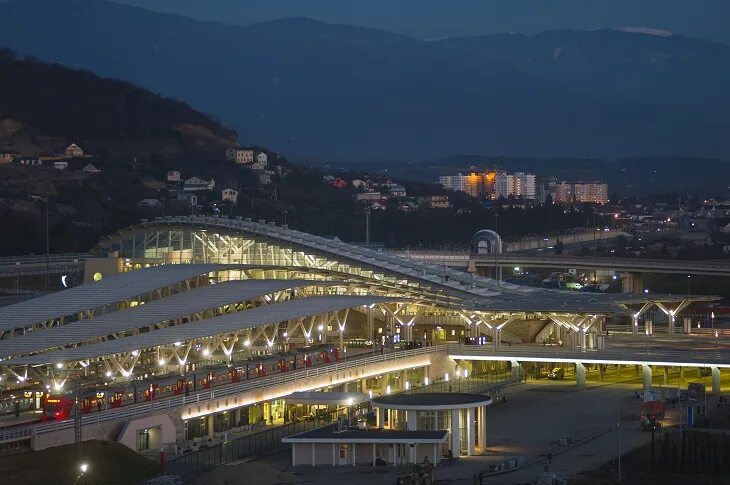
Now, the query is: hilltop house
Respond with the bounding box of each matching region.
[14,156,42,167]
[222,188,239,204]
[256,152,268,165]
[184,176,215,192]
[0,149,20,164]
[167,170,181,183]
[226,147,254,164]
[65,143,84,157]
[82,163,102,174]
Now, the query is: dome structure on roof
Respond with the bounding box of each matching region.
[470,230,502,255]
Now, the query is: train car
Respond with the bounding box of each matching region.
[41,395,74,421]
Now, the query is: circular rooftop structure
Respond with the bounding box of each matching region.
[470,229,502,255]
[371,392,492,410]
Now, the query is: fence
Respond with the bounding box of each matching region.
[163,408,350,479]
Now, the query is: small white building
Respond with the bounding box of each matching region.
[53,161,69,170]
[0,149,20,164]
[282,427,448,467]
[222,188,239,204]
[352,179,367,189]
[167,170,181,183]
[81,163,101,174]
[65,143,84,157]
[371,393,492,458]
[258,173,271,185]
[226,147,254,164]
[250,160,267,171]
[256,152,268,165]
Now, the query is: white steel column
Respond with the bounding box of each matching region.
[450,409,460,458]
[372,443,376,466]
[576,362,586,387]
[712,367,721,394]
[407,410,417,431]
[292,443,296,466]
[510,360,521,380]
[642,364,652,390]
[478,406,487,450]
[352,443,357,466]
[466,407,475,455]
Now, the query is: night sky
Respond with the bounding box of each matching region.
[115,0,730,44]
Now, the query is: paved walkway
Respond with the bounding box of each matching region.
[194,379,653,484]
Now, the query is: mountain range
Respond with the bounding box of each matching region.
[0,0,728,161]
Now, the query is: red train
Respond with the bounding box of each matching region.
[41,344,339,421]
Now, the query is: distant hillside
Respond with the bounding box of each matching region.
[0,0,728,160]
[0,48,236,161]
[436,29,730,116]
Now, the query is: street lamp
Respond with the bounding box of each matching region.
[687,275,691,296]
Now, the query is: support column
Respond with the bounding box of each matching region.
[669,314,675,335]
[407,410,417,431]
[466,407,475,456]
[207,414,215,437]
[663,367,669,386]
[368,307,374,343]
[450,409,460,458]
[712,367,721,394]
[510,360,521,380]
[292,443,297,466]
[361,378,368,393]
[684,317,692,334]
[642,364,652,391]
[632,316,638,336]
[352,443,357,466]
[478,406,487,450]
[576,362,586,387]
[680,367,685,382]
[376,407,384,428]
[372,443,376,467]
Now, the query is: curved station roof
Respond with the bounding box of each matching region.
[0,215,709,370]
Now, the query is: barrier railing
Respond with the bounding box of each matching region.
[0,253,89,267]
[0,346,438,442]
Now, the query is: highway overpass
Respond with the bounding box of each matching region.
[388,250,730,277]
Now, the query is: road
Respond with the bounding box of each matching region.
[196,379,656,485]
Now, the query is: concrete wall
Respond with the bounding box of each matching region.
[117,414,177,451]
[83,257,122,283]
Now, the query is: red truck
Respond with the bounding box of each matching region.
[640,400,665,431]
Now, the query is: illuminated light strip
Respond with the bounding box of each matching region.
[448,354,730,369]
[181,355,433,420]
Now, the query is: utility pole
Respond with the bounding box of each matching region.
[617,399,623,484]
[44,196,50,292]
[74,376,82,449]
[364,208,371,245]
[493,212,500,284]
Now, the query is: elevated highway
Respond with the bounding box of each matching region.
[388,250,730,277]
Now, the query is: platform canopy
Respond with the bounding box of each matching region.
[4,295,395,366]
[284,391,370,406]
[0,279,337,359]
[0,263,230,332]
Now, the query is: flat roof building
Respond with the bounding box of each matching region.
[371,392,492,458]
[282,426,448,467]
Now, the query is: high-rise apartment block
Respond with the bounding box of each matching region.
[440,170,535,199]
[554,181,608,204]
